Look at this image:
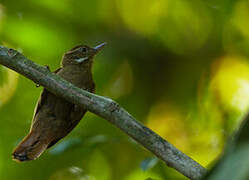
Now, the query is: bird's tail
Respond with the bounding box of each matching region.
[12,130,48,162]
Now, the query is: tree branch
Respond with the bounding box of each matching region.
[0,46,207,180]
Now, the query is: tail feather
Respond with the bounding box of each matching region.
[12,131,48,162]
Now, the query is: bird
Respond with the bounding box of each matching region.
[12,42,106,162]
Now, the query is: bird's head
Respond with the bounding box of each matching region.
[62,42,106,67]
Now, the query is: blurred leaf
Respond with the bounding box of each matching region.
[50,166,94,180]
[158,0,212,54]
[98,0,120,27]
[30,0,71,14]
[3,17,73,59]
[0,66,19,107]
[85,135,108,145]
[104,61,133,99]
[223,0,249,55]
[0,4,5,32]
[140,157,159,171]
[0,141,3,179]
[124,169,163,180]
[0,66,5,85]
[147,102,189,151]
[88,150,111,180]
[117,0,167,35]
[117,0,212,54]
[211,56,249,113]
[207,143,249,180]
[49,138,82,155]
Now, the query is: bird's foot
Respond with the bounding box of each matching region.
[36,65,50,87]
[45,65,51,71]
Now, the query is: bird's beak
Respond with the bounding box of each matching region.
[93,42,107,53]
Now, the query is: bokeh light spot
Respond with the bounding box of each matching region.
[158,0,212,54]
[117,0,168,35]
[104,61,133,99]
[50,166,94,180]
[0,66,19,107]
[147,102,189,151]
[211,56,249,113]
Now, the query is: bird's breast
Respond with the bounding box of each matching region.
[57,66,94,90]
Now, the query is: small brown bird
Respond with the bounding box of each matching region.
[12,43,106,161]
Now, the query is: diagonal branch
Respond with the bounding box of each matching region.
[0,46,207,180]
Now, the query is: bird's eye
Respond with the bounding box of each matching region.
[81,47,87,53]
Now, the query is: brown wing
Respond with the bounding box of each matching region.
[32,67,95,148]
[46,105,87,148]
[31,68,62,126]
[46,82,95,148]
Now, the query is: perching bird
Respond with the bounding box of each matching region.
[12,43,106,162]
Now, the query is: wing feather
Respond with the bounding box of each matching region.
[31,68,62,126]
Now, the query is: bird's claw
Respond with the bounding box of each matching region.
[36,65,50,87]
[45,65,51,71]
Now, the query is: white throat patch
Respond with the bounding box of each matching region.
[75,57,88,63]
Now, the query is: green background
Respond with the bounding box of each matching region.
[0,0,249,179]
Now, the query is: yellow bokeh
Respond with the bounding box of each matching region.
[147,102,189,151]
[211,56,249,112]
[0,67,19,107]
[146,101,224,166]
[116,0,168,35]
[117,0,212,54]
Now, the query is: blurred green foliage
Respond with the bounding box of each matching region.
[0,0,249,179]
